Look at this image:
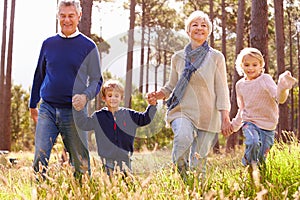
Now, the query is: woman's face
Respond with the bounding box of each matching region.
[187,18,209,46]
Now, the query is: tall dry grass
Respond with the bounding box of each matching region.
[0,136,299,199]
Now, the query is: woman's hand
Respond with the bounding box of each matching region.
[153,90,166,100]
[220,110,233,137]
[146,92,157,105]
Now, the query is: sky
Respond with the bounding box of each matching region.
[1,0,184,91]
[0,0,130,90]
[3,1,300,91]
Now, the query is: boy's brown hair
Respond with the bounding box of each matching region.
[101,79,124,98]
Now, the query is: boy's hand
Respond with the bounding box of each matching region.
[146,92,157,105]
[72,94,88,111]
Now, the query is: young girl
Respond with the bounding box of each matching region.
[231,47,297,167]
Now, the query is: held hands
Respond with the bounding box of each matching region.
[221,120,233,137]
[220,110,233,137]
[146,90,166,105]
[146,92,157,105]
[72,94,88,111]
[153,90,165,100]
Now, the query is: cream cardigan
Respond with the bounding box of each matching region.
[161,48,231,133]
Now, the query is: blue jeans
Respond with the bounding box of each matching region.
[242,122,275,166]
[33,101,90,176]
[171,118,216,176]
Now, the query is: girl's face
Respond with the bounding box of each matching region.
[241,55,263,80]
[102,89,123,111]
[187,18,209,47]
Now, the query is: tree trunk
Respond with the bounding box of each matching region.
[274,0,289,141]
[124,0,136,108]
[139,0,145,93]
[154,30,161,92]
[209,0,214,48]
[250,0,269,72]
[297,29,300,140]
[145,27,151,93]
[214,0,227,154]
[78,0,92,37]
[296,21,300,141]
[163,49,167,85]
[287,10,294,133]
[226,0,245,153]
[0,0,8,150]
[3,0,16,151]
[221,0,226,61]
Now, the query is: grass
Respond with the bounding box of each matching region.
[0,138,299,200]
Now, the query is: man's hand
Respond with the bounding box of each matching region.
[72,94,88,111]
[30,108,38,124]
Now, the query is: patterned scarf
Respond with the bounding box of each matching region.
[166,41,210,111]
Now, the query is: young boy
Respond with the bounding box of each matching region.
[73,79,157,175]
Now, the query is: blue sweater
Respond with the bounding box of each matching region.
[74,105,157,162]
[29,33,102,108]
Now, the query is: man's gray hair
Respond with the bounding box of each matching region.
[57,0,82,15]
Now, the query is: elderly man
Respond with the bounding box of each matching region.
[29,0,102,179]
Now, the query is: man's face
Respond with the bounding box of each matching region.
[58,5,81,37]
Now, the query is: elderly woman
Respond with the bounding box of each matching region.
[148,11,231,179]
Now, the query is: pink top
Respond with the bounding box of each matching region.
[231,72,296,131]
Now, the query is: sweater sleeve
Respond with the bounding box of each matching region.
[277,71,297,104]
[160,52,180,98]
[231,83,244,132]
[214,51,231,111]
[73,109,97,131]
[130,105,157,126]
[29,43,46,108]
[82,47,103,100]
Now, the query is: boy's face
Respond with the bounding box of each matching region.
[102,89,123,110]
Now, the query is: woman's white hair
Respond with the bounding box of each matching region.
[185,11,213,36]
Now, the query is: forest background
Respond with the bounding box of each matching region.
[0,0,300,154]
